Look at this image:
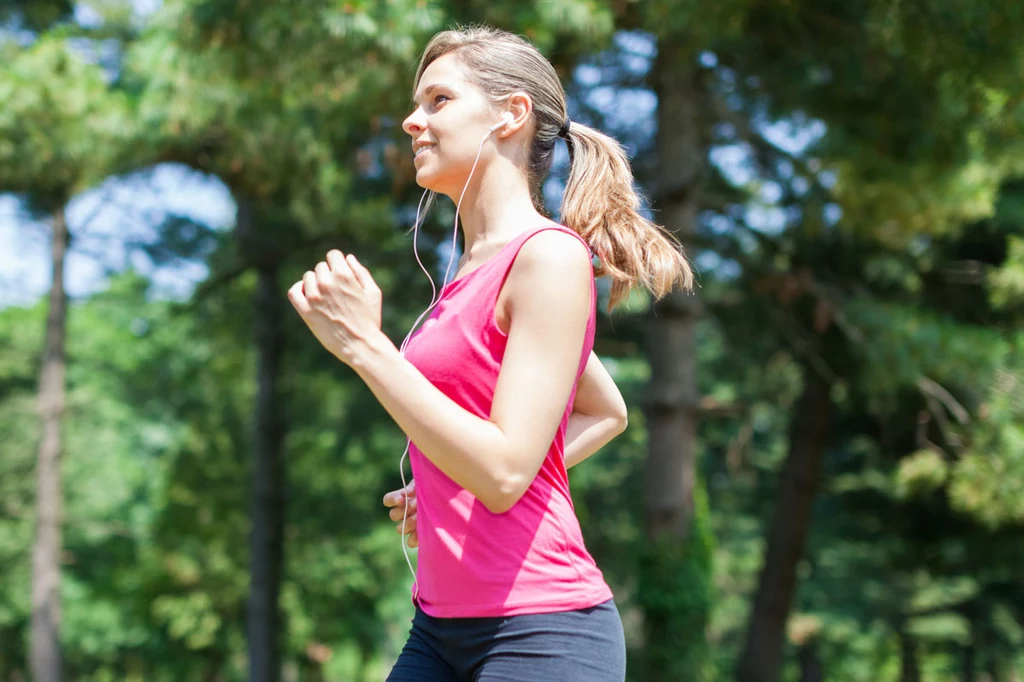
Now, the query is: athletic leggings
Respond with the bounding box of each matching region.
[386,598,626,682]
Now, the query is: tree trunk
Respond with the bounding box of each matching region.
[737,371,832,682]
[639,39,713,681]
[989,658,1004,682]
[645,33,704,569]
[797,643,823,682]
[30,204,68,682]
[962,643,975,682]
[242,201,288,682]
[899,628,921,682]
[644,285,701,540]
[961,607,978,682]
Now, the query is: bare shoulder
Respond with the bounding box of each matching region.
[496,229,590,333]
[511,228,592,285]
[502,228,592,329]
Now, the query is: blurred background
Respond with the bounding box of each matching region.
[2,1,1023,681]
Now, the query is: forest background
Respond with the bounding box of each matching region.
[2,1,1023,681]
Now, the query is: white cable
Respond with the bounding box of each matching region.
[399,188,440,355]
[394,187,436,601]
[397,126,497,601]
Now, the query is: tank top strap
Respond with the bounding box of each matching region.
[487,225,597,363]
[434,224,595,341]
[491,224,594,290]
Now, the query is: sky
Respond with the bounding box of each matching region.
[0,165,234,309]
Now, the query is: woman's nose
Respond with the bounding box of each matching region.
[403,109,425,137]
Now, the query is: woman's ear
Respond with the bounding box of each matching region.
[499,91,533,138]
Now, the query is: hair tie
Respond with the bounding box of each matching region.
[558,119,574,164]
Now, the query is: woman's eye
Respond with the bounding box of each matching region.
[434,94,449,105]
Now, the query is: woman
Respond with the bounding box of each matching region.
[288,26,693,682]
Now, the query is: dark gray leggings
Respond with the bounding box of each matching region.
[386,598,626,682]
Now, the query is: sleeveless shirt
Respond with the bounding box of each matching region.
[401,224,614,617]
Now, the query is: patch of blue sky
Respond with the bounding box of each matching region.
[0,164,234,308]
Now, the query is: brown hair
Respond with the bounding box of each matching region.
[414,26,694,310]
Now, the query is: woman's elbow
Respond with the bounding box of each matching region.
[484,496,517,515]
[613,409,629,435]
[483,492,519,515]
[485,471,531,514]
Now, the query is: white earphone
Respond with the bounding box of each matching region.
[489,111,514,132]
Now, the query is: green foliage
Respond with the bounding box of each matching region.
[0,304,41,676]
[844,298,1008,414]
[0,36,132,203]
[636,482,715,682]
[990,236,1024,309]
[895,449,949,499]
[727,0,1024,242]
[949,381,1024,526]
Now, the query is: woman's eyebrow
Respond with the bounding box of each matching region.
[412,83,450,104]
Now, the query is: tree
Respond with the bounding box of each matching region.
[635,34,716,681]
[659,2,1024,678]
[0,35,130,682]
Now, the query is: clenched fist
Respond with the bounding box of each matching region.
[288,250,383,365]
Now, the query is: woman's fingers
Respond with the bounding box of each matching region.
[347,254,380,293]
[314,262,332,293]
[382,482,419,544]
[287,280,310,314]
[325,249,355,281]
[385,482,417,543]
[389,498,416,522]
[302,271,319,299]
[383,484,415,509]
[396,515,417,534]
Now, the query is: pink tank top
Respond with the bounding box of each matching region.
[401,224,614,618]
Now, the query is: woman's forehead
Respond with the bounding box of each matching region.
[415,54,469,98]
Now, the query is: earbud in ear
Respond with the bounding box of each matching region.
[489,112,515,132]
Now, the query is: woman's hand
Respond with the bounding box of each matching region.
[287,250,383,365]
[382,480,418,547]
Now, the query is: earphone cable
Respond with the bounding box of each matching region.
[396,125,497,601]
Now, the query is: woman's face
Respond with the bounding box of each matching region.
[402,54,502,198]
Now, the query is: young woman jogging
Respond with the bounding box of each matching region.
[288,26,693,682]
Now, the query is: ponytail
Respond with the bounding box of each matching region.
[560,121,695,312]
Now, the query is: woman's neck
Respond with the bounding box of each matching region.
[451,162,549,258]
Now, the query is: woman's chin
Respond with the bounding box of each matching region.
[414,174,438,192]
[414,168,452,196]
[413,162,434,185]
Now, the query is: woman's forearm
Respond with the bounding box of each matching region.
[350,331,518,513]
[564,410,627,470]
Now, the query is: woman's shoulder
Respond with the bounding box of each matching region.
[514,224,592,273]
[505,226,593,304]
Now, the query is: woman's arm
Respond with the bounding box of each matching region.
[383,351,627,545]
[565,351,628,469]
[347,231,592,514]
